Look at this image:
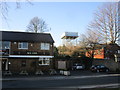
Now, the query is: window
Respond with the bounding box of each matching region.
[41,43,50,50]
[38,58,50,65]
[18,42,28,49]
[118,50,120,54]
[0,41,10,49]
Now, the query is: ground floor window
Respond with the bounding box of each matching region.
[38,58,50,65]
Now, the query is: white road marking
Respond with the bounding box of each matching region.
[71,74,120,79]
[60,83,120,88]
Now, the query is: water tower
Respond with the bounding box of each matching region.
[61,32,78,46]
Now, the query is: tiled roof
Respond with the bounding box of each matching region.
[0,31,54,43]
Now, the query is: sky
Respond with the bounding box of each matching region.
[1,2,108,46]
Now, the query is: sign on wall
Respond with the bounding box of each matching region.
[58,61,66,70]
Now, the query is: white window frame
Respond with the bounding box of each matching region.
[18,42,28,49]
[38,58,50,65]
[40,43,50,50]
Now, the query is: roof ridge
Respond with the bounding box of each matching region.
[0,31,51,35]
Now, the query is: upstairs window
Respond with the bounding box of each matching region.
[0,41,10,49]
[41,43,50,50]
[18,42,28,49]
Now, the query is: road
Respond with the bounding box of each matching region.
[2,72,120,89]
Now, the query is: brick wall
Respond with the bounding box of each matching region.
[86,49,105,59]
[10,42,53,56]
[9,58,52,73]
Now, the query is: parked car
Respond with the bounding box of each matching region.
[72,63,85,70]
[90,65,109,73]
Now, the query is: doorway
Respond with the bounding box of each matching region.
[2,58,10,71]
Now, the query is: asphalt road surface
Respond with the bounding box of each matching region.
[2,72,120,89]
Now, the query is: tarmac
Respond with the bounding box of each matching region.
[1,70,120,81]
[1,70,120,89]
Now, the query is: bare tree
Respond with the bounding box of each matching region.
[88,2,119,44]
[26,17,50,33]
[79,30,102,59]
[0,2,8,20]
[0,0,33,20]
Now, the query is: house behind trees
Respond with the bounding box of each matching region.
[86,43,120,61]
[86,43,120,71]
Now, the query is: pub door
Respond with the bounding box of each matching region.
[2,58,9,71]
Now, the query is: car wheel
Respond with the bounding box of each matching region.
[97,70,100,73]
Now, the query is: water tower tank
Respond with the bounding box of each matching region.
[61,32,78,39]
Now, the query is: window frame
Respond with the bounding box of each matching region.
[18,42,28,49]
[40,43,50,50]
[38,58,50,65]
